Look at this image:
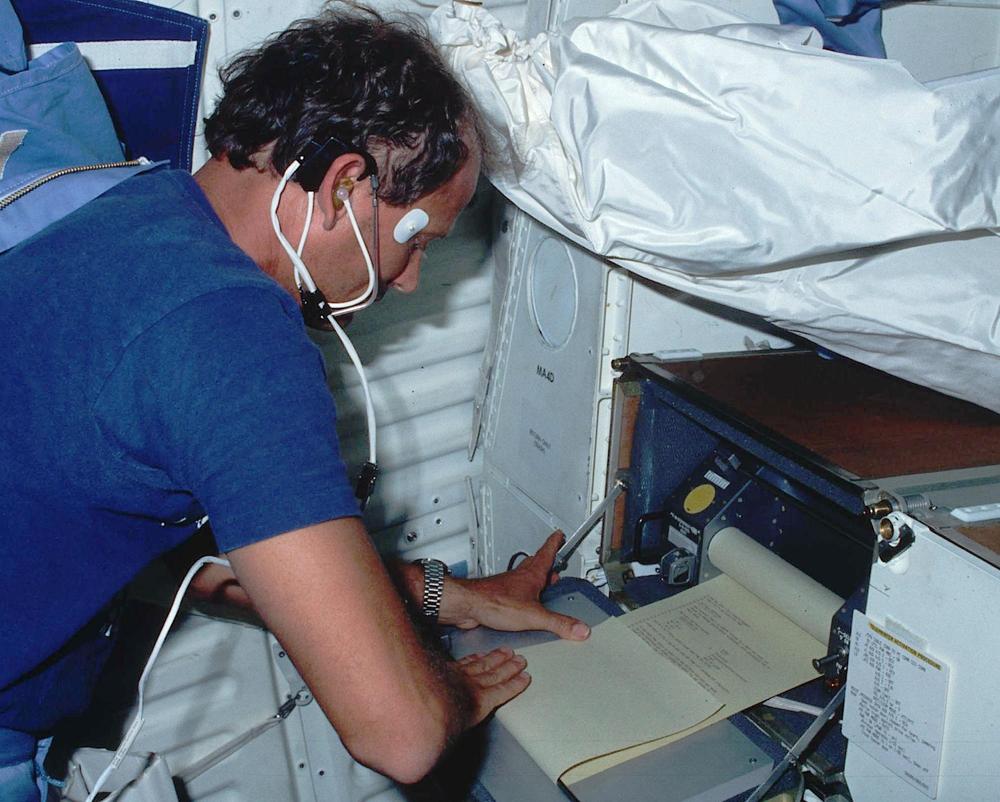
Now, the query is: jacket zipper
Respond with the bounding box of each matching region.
[0,158,148,211]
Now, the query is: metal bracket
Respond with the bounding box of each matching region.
[553,476,628,572]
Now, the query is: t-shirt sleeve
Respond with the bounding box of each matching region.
[93,286,360,552]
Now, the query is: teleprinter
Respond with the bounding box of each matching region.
[450,349,1000,802]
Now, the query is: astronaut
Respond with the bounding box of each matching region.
[0,4,588,799]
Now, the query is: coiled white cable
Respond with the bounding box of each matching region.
[269,162,377,313]
[333,192,378,315]
[85,555,232,802]
[270,163,318,294]
[268,160,378,469]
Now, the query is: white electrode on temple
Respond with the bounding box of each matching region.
[393,208,428,244]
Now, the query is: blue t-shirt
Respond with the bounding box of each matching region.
[0,169,359,733]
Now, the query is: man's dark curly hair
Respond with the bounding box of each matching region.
[204,4,483,206]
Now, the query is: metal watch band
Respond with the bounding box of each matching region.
[416,558,448,621]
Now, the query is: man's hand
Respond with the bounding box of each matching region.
[439,531,591,641]
[229,519,476,784]
[454,647,531,725]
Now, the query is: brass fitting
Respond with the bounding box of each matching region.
[864,499,894,519]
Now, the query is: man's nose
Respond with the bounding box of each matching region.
[390,252,423,294]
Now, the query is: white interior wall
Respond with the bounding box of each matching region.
[883,0,1000,81]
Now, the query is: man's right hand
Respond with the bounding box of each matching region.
[228,517,482,784]
[454,647,531,725]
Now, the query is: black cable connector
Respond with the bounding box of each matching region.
[298,286,334,332]
[355,461,378,510]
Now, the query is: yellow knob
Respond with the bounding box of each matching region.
[683,483,716,515]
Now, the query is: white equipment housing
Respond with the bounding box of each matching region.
[845,513,1000,802]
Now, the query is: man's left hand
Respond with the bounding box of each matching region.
[439,531,591,641]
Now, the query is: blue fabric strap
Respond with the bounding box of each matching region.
[0,733,55,802]
[773,0,886,57]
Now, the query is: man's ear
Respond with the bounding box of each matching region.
[315,153,369,231]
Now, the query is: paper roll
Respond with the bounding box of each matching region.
[708,527,843,643]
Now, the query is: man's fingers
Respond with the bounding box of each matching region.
[456,652,482,666]
[529,607,590,641]
[465,659,532,725]
[538,530,565,563]
[467,652,527,686]
[460,646,515,676]
[457,648,531,716]
[479,671,531,721]
[519,530,564,573]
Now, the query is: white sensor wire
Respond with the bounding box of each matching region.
[296,193,313,259]
[334,195,378,314]
[268,159,378,467]
[269,162,378,313]
[85,555,232,802]
[270,163,317,294]
[326,313,377,464]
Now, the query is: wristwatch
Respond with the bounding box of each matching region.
[414,558,450,622]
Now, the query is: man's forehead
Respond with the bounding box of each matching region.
[394,138,481,238]
[425,160,479,221]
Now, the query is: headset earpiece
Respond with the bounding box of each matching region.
[332,178,355,209]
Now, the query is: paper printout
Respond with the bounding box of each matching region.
[495,618,721,782]
[843,612,950,799]
[501,575,826,783]
[564,575,827,782]
[622,574,826,703]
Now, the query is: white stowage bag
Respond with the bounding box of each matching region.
[430,0,1000,412]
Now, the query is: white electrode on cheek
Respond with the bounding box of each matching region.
[393,208,429,244]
